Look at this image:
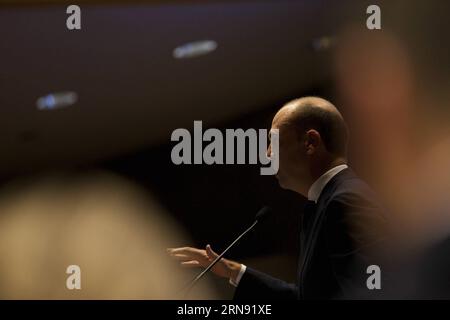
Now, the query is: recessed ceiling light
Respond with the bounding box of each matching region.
[36,91,78,110]
[312,36,336,52]
[173,40,218,59]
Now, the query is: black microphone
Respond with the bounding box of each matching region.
[255,206,271,223]
[182,206,272,296]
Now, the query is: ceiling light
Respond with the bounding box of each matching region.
[173,40,218,59]
[36,91,78,110]
[312,36,336,52]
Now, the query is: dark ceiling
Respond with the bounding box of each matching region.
[0,0,352,177]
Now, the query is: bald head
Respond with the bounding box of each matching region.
[275,97,349,157]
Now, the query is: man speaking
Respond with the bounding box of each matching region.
[168,97,387,299]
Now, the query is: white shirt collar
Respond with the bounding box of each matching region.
[307,164,348,203]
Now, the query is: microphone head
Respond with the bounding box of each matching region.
[255,206,272,223]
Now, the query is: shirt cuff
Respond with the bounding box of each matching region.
[229,264,247,287]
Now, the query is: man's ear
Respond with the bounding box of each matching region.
[304,129,321,155]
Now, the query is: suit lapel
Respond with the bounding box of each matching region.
[298,199,327,292]
[298,168,356,295]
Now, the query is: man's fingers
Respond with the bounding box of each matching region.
[181,261,201,268]
[167,247,203,256]
[169,253,191,261]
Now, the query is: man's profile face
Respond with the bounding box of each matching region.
[268,111,308,193]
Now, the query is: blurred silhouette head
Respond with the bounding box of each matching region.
[267,96,348,196]
[333,0,450,250]
[0,171,218,299]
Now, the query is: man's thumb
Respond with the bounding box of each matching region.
[206,244,218,258]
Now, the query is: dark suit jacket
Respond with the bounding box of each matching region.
[234,168,387,300]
